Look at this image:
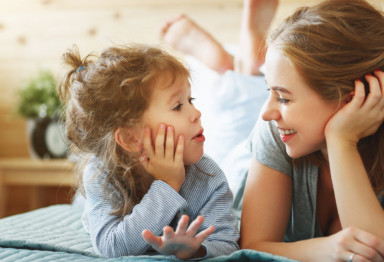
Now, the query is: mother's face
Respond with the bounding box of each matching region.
[262,46,339,159]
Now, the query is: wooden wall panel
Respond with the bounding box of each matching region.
[0,0,383,157]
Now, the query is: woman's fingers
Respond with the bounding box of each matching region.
[374,69,384,116]
[374,69,384,94]
[349,240,383,262]
[351,79,366,108]
[364,73,382,108]
[354,228,384,259]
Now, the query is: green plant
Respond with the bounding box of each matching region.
[17,70,61,119]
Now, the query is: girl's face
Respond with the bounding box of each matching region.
[262,46,339,159]
[140,74,204,165]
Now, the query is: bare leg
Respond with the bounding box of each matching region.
[159,14,234,74]
[235,0,278,75]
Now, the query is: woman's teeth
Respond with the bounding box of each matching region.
[279,129,296,135]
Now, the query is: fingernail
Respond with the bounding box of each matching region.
[375,69,382,73]
[167,126,172,132]
[366,73,373,77]
[160,123,165,129]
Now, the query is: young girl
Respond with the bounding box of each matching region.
[240,0,384,261]
[58,44,239,259]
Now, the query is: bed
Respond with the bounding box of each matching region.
[0,204,297,261]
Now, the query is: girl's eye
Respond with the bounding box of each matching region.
[188,97,195,104]
[173,103,183,111]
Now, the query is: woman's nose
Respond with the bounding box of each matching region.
[261,98,280,121]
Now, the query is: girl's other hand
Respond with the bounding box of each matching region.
[325,227,384,262]
[140,123,185,191]
[325,70,384,145]
[142,215,214,260]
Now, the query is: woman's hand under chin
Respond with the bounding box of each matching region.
[325,70,384,146]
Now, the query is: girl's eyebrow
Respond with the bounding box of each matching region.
[166,88,183,105]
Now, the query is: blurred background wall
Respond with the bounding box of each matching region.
[0,0,383,157]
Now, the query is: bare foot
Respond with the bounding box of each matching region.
[235,0,278,75]
[160,14,234,74]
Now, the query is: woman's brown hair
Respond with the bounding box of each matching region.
[58,44,190,218]
[267,0,384,193]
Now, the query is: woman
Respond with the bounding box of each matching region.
[241,0,384,261]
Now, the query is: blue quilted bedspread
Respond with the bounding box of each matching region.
[0,205,297,261]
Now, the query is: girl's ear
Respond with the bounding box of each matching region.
[115,127,142,152]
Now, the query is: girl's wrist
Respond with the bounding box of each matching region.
[166,180,183,192]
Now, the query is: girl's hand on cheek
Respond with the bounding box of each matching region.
[325,71,384,145]
[140,123,185,191]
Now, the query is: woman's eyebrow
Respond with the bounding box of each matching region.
[271,86,292,94]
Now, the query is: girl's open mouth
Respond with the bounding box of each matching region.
[193,130,205,142]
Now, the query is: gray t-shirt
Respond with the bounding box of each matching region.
[248,118,384,241]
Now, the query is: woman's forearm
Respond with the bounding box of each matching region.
[327,138,384,238]
[242,237,330,262]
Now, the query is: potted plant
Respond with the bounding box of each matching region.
[17,70,68,159]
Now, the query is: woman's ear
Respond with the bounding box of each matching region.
[115,127,142,152]
[345,91,355,104]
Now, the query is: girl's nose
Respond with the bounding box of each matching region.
[261,97,281,121]
[191,106,201,123]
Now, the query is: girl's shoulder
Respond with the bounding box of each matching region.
[83,156,106,185]
[191,154,227,182]
[195,154,222,172]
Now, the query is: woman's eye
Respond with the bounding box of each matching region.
[173,103,183,111]
[276,97,290,104]
[188,97,195,104]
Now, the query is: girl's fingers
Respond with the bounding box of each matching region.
[165,125,175,160]
[195,226,215,243]
[142,229,161,248]
[163,226,175,240]
[142,127,155,159]
[154,123,166,157]
[175,215,189,235]
[185,216,204,237]
[174,135,184,164]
